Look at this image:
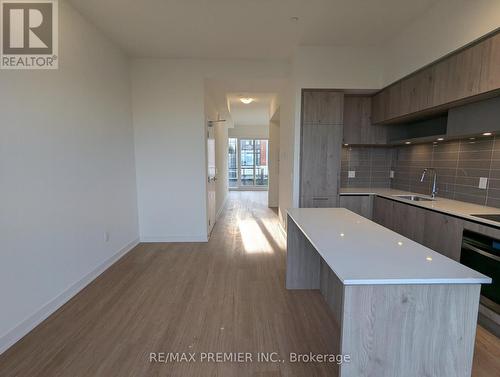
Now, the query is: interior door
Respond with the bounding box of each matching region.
[207,124,216,236]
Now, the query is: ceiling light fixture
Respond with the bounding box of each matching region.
[405,141,411,145]
[240,98,254,104]
[437,138,444,141]
[483,132,492,136]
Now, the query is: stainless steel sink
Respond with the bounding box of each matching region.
[393,194,435,202]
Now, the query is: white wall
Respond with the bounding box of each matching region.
[268,117,280,208]
[383,0,500,85]
[131,58,288,241]
[131,60,207,242]
[0,0,138,353]
[228,124,269,139]
[276,46,384,227]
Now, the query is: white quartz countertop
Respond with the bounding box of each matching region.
[340,187,500,228]
[287,208,492,285]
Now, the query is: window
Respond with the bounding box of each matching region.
[228,138,268,189]
[228,138,238,188]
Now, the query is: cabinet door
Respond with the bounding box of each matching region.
[371,90,387,125]
[422,210,463,261]
[480,32,500,94]
[343,96,387,145]
[339,195,373,219]
[400,67,436,115]
[300,124,342,199]
[372,197,395,230]
[302,91,344,124]
[372,82,404,123]
[373,198,425,243]
[386,82,403,120]
[433,42,484,106]
[392,201,425,244]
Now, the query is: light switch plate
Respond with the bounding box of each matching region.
[479,177,488,189]
[348,171,356,178]
[390,170,395,179]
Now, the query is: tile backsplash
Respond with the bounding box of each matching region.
[341,136,500,208]
[341,147,394,188]
[392,136,500,207]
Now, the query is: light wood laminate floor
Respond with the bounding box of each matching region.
[0,191,499,376]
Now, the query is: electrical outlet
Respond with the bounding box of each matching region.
[348,171,356,178]
[390,170,395,179]
[479,177,488,190]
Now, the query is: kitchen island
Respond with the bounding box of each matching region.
[286,208,492,377]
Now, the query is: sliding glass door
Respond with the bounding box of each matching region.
[228,138,268,189]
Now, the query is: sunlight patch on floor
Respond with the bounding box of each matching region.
[260,217,286,249]
[238,218,273,254]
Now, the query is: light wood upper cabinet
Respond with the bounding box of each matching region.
[400,66,435,114]
[372,31,500,125]
[302,91,344,124]
[432,41,484,106]
[343,95,387,144]
[480,32,500,93]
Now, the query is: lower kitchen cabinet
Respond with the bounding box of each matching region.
[372,196,463,260]
[372,196,395,230]
[422,210,463,261]
[339,195,373,219]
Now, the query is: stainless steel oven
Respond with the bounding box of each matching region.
[461,230,500,315]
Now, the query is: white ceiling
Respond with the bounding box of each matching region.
[227,93,276,126]
[68,0,438,59]
[206,78,286,127]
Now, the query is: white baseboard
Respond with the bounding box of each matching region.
[216,194,229,220]
[140,235,208,243]
[0,238,139,356]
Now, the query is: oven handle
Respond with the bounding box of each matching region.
[462,242,500,262]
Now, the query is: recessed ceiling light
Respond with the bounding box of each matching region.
[405,141,411,145]
[469,137,476,140]
[240,98,254,104]
[344,144,349,146]
[426,257,433,261]
[483,132,492,136]
[437,138,444,141]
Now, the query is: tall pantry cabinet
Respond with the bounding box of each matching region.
[299,90,344,208]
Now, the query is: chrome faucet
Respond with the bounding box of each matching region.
[420,168,438,199]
